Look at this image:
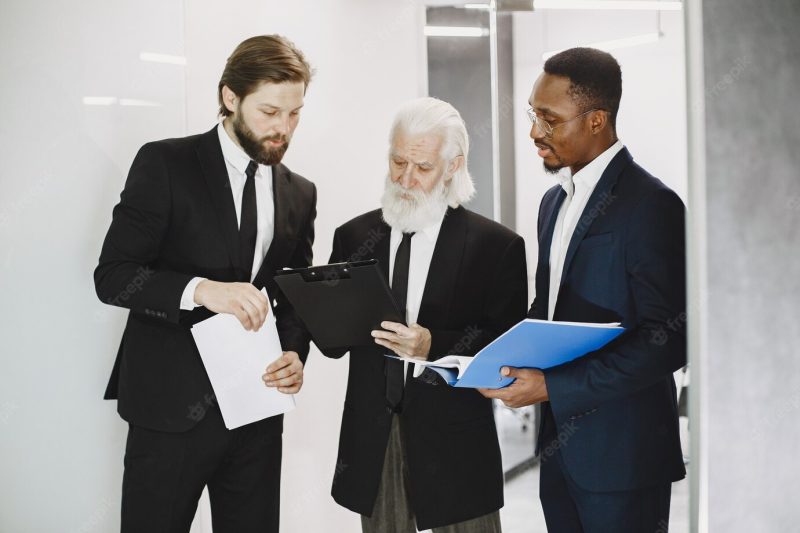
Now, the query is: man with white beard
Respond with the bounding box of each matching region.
[321,97,528,532]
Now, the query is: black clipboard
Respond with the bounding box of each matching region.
[274,259,404,350]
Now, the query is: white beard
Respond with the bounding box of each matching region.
[380,175,449,233]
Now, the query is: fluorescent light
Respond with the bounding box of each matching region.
[119,98,162,107]
[82,97,118,106]
[82,97,162,107]
[535,1,681,10]
[542,32,660,59]
[464,3,491,8]
[139,52,187,65]
[424,25,489,37]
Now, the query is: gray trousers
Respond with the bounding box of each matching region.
[361,416,502,533]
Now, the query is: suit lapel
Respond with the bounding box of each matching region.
[253,164,294,289]
[196,127,241,275]
[376,217,392,285]
[416,207,466,327]
[536,188,567,319]
[558,147,632,290]
[539,188,567,275]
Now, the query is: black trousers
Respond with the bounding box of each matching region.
[121,404,282,533]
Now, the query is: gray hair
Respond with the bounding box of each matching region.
[389,97,476,208]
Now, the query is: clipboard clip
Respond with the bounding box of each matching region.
[279,259,378,283]
[302,265,350,282]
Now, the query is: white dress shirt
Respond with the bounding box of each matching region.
[547,140,623,320]
[179,123,275,310]
[388,211,446,379]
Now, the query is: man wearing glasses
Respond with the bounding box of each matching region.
[480,47,687,532]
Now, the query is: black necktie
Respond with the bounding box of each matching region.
[386,232,414,411]
[240,160,258,282]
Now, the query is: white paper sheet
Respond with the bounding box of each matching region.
[387,354,474,378]
[191,290,295,429]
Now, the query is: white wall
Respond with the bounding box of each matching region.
[0,1,424,531]
[0,1,187,531]
[512,9,687,289]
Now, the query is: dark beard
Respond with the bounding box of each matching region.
[544,161,563,174]
[231,113,289,166]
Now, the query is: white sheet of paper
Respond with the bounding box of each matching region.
[387,354,474,379]
[191,290,295,429]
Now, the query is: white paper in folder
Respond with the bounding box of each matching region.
[190,289,295,429]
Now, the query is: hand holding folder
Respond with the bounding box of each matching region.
[386,319,625,389]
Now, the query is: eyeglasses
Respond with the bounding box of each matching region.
[525,108,600,138]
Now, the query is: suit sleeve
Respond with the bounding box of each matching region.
[94,142,194,324]
[275,182,317,364]
[427,235,528,358]
[317,226,349,359]
[544,188,687,420]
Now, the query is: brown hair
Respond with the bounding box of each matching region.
[217,35,313,117]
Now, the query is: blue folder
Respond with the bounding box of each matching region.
[392,319,625,389]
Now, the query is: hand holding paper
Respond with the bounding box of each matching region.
[194,279,270,331]
[263,351,304,394]
[191,289,295,429]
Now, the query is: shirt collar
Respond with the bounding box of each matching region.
[217,121,256,176]
[571,140,624,190]
[555,169,573,194]
[417,210,446,243]
[390,208,447,244]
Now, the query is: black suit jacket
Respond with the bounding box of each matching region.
[94,126,316,432]
[323,206,528,530]
[531,147,686,492]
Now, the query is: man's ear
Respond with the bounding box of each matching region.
[590,110,609,135]
[221,85,238,115]
[446,155,464,181]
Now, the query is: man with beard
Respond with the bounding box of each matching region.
[322,97,528,532]
[94,35,316,533]
[479,48,686,532]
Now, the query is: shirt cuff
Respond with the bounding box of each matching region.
[180,277,206,310]
[412,362,426,378]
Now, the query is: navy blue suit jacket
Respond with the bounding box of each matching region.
[531,147,687,492]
